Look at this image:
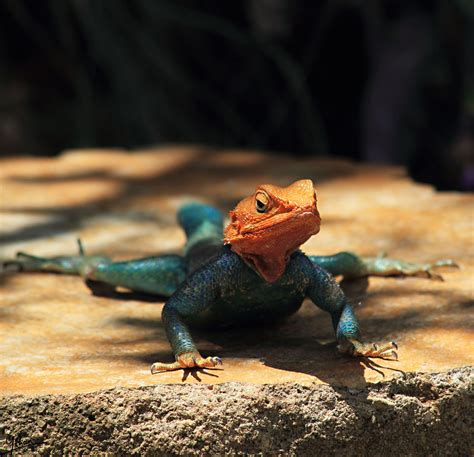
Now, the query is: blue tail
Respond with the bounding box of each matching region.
[177,203,223,257]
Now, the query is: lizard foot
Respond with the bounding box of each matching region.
[1,240,110,275]
[2,252,50,272]
[365,255,459,281]
[338,338,398,361]
[151,351,222,374]
[397,259,459,281]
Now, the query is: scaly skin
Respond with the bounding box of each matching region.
[2,180,457,373]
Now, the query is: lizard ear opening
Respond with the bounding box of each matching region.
[255,191,270,213]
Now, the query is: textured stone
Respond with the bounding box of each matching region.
[0,368,472,456]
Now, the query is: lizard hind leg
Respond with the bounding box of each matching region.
[3,240,186,296]
[363,254,459,281]
[2,239,110,275]
[88,255,186,296]
[309,252,459,281]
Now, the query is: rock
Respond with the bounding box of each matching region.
[0,147,472,454]
[0,368,472,455]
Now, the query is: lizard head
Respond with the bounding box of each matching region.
[224,179,321,283]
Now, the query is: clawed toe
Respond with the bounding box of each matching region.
[150,361,182,374]
[420,259,459,281]
[430,260,460,279]
[1,260,20,272]
[434,259,459,269]
[151,352,223,374]
[2,254,24,271]
[209,356,222,366]
[1,252,46,273]
[345,339,399,361]
[423,269,444,282]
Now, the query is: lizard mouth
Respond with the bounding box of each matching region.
[240,207,320,236]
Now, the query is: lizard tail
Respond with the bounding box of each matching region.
[177,203,224,269]
[178,203,223,240]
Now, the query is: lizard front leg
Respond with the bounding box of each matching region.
[151,262,224,373]
[334,303,397,360]
[151,305,222,373]
[305,259,398,360]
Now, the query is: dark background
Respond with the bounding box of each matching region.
[0,0,472,189]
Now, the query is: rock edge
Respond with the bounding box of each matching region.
[0,366,472,456]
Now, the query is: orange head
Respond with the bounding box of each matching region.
[224,179,321,282]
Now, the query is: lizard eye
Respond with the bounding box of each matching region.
[255,191,270,213]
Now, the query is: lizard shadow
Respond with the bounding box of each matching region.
[194,316,402,389]
[181,367,222,382]
[84,279,166,303]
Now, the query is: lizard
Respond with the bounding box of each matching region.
[3,179,457,373]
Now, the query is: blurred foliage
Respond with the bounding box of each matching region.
[0,0,472,189]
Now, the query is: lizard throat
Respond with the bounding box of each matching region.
[237,250,293,283]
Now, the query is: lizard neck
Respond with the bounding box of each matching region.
[233,248,291,283]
